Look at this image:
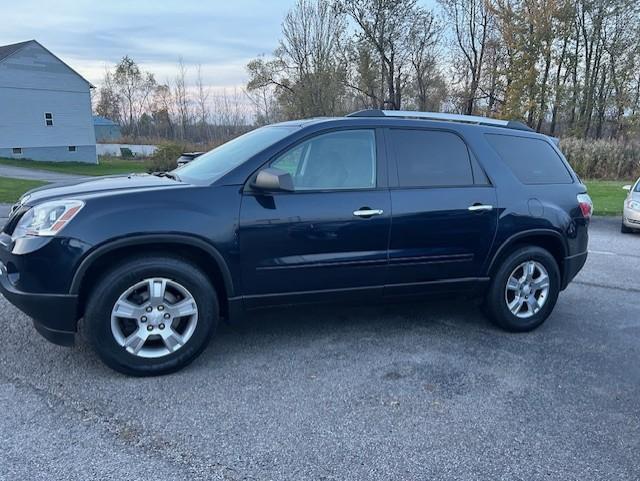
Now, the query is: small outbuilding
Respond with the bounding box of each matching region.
[93,115,122,142]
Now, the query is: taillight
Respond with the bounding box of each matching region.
[577,193,593,218]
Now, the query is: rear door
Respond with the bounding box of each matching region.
[385,128,498,293]
[239,128,391,306]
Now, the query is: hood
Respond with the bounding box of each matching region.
[19,173,186,206]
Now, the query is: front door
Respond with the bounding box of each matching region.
[385,128,498,294]
[239,128,391,307]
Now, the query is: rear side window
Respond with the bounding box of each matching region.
[391,129,474,187]
[485,134,572,184]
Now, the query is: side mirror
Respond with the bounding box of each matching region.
[252,167,294,192]
[623,185,632,191]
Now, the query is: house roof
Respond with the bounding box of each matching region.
[93,115,120,127]
[0,39,94,88]
[0,40,34,62]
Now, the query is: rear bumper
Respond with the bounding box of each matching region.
[561,251,588,290]
[0,261,77,346]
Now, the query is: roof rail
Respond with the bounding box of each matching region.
[346,109,534,132]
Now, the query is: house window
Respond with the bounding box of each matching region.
[68,146,77,152]
[44,112,54,126]
[12,147,22,154]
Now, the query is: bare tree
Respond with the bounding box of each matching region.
[244,85,281,125]
[407,9,442,111]
[150,84,174,139]
[95,68,121,124]
[439,0,492,114]
[112,56,156,137]
[337,0,433,110]
[247,0,348,118]
[173,58,191,140]
[211,88,249,143]
[195,65,211,142]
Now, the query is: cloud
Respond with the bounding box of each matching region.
[1,0,292,88]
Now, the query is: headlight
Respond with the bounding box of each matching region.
[13,200,85,238]
[626,200,640,211]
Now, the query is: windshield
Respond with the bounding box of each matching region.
[175,126,298,183]
[635,180,640,192]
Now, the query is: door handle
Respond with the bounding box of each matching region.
[353,208,384,217]
[468,204,494,212]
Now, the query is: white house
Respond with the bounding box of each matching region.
[0,40,97,163]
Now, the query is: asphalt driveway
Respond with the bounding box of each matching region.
[0,164,89,183]
[0,165,89,222]
[0,217,638,481]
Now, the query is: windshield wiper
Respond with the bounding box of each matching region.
[153,171,182,182]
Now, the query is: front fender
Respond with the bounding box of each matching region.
[68,233,235,297]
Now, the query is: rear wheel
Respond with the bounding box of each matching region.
[85,256,218,376]
[484,246,560,332]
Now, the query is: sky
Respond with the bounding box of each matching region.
[1,0,439,92]
[0,0,294,90]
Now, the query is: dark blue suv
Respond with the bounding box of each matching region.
[0,110,591,375]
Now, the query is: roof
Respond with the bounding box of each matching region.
[0,39,94,88]
[0,40,33,62]
[93,115,120,127]
[271,117,342,128]
[347,109,534,132]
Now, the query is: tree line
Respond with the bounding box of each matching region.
[94,0,640,142]
[94,57,249,144]
[247,0,640,139]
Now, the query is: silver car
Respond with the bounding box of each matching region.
[622,179,640,233]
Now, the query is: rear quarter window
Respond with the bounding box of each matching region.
[485,134,573,184]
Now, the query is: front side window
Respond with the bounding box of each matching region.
[271,130,376,191]
[391,129,474,187]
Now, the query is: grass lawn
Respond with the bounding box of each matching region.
[0,156,151,176]
[585,180,632,216]
[0,177,48,203]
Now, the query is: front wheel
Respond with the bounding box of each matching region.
[85,256,218,376]
[621,222,633,234]
[484,246,560,332]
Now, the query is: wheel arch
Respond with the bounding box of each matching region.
[486,229,567,280]
[71,235,235,319]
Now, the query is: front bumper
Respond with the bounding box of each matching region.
[623,206,640,229]
[0,260,78,346]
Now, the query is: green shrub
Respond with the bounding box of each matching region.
[148,143,186,172]
[560,137,640,180]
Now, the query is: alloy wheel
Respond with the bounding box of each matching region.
[504,260,550,319]
[110,278,198,358]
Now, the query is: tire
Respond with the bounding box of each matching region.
[84,255,218,376]
[621,222,633,234]
[484,246,560,332]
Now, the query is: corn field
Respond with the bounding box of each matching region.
[560,138,640,180]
